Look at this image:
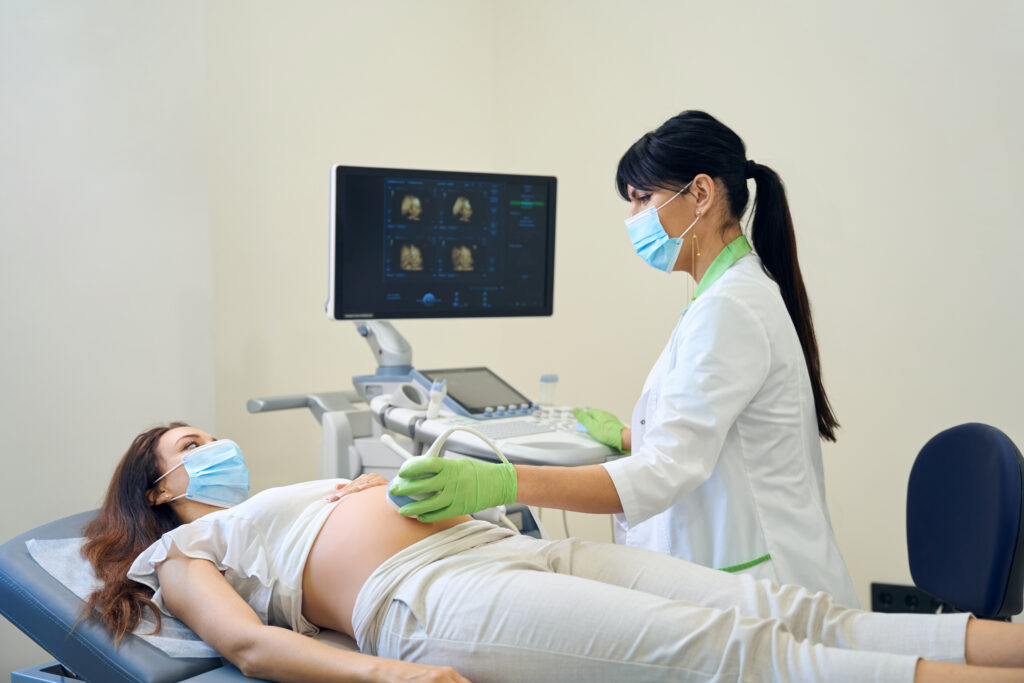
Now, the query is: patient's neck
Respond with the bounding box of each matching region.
[172,499,224,524]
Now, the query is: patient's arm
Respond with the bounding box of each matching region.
[156,544,468,683]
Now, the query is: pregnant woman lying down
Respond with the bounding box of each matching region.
[80,423,1024,682]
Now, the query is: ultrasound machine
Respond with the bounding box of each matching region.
[248,165,619,536]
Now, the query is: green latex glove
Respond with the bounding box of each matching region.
[388,456,517,522]
[572,407,628,452]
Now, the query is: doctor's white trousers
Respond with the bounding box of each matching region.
[353,522,968,682]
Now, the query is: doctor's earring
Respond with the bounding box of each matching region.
[691,235,700,288]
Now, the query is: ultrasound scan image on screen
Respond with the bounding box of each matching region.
[328,166,557,319]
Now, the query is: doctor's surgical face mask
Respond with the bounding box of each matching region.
[153,439,250,508]
[625,181,700,274]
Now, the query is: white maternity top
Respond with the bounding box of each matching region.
[128,479,348,635]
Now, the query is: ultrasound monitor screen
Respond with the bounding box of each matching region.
[328,166,556,319]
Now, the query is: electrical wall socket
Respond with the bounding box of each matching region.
[871,582,956,614]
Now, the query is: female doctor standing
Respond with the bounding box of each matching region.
[391,110,859,607]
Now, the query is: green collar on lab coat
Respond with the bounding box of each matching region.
[692,234,752,301]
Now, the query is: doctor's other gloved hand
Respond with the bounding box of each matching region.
[388,456,517,522]
[572,408,629,453]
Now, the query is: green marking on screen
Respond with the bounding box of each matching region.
[509,200,546,207]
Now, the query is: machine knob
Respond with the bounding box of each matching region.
[423,293,437,307]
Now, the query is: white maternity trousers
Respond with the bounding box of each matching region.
[352,521,968,682]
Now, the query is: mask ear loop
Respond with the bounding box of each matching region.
[151,461,185,506]
[152,461,183,484]
[657,180,693,213]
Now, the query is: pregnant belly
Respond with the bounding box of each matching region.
[301,485,471,637]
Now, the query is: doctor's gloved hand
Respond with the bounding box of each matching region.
[572,408,629,453]
[388,456,517,522]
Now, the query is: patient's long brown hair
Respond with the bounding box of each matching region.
[80,422,187,643]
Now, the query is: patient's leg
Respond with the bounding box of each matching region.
[916,660,1024,682]
[375,542,922,683]
[528,535,969,665]
[964,619,1024,668]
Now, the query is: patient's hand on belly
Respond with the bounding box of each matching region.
[302,485,472,637]
[322,473,390,502]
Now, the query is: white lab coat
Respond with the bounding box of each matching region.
[603,253,859,607]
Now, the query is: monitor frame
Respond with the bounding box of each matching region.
[327,165,557,320]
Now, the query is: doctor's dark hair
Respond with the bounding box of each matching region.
[616,110,839,441]
[80,422,188,642]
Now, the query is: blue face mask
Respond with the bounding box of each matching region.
[154,439,250,508]
[625,181,700,273]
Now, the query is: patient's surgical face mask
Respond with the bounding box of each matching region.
[625,181,700,273]
[153,439,250,508]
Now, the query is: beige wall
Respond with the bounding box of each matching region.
[3,0,1023,671]
[0,0,214,670]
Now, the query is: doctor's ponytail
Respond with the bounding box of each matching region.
[745,161,838,442]
[616,110,839,442]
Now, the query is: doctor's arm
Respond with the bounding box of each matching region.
[155,544,468,683]
[513,463,623,514]
[391,457,625,520]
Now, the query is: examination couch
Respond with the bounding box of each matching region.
[0,510,260,682]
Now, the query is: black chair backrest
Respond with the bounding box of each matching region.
[907,422,1024,618]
